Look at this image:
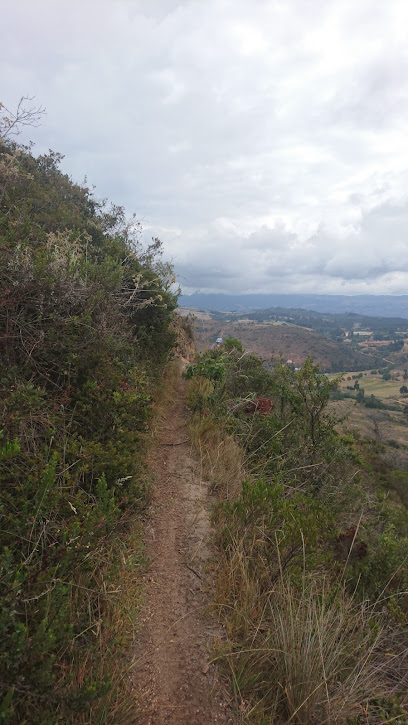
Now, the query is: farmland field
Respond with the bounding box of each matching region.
[330,397,408,476]
[336,371,408,401]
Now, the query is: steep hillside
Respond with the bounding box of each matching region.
[0,129,178,721]
[186,345,408,723]
[194,318,383,372]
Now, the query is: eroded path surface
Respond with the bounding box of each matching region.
[133,370,234,724]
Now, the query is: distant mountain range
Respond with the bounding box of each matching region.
[179,293,408,319]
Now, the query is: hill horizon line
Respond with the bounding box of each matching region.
[179,292,408,319]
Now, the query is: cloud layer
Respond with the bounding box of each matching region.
[2,0,408,294]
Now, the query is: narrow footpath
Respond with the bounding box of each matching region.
[132,369,235,724]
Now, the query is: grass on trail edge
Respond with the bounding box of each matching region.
[186,357,408,725]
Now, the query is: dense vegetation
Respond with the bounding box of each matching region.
[186,345,408,723]
[0,122,177,722]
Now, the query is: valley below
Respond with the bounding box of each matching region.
[182,302,408,492]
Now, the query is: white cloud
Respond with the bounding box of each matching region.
[1,0,408,294]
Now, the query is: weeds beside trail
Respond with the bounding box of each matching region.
[186,345,408,724]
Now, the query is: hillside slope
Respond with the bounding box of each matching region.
[194,318,382,372]
[185,344,408,723]
[0,129,177,721]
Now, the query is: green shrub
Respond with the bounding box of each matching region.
[184,351,227,381]
[0,122,177,720]
[185,340,408,721]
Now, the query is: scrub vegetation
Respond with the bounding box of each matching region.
[3,97,408,725]
[0,106,178,723]
[186,344,408,724]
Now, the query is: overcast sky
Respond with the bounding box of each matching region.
[2,0,408,295]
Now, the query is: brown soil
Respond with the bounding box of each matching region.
[132,370,235,724]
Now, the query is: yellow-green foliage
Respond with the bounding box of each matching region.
[186,375,214,411]
[0,131,177,722]
[189,346,408,722]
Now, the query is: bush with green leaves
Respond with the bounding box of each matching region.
[184,350,227,381]
[0,122,177,720]
[187,342,408,720]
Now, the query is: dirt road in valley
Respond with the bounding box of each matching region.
[132,370,235,724]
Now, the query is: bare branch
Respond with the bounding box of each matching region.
[0,95,46,140]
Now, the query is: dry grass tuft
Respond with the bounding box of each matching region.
[66,525,146,724]
[221,572,399,724]
[211,523,408,724]
[189,411,245,500]
[189,396,408,723]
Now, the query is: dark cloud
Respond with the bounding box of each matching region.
[166,198,408,293]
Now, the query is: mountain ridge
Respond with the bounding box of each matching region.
[180,292,408,318]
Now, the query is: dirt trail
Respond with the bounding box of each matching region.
[132,369,235,724]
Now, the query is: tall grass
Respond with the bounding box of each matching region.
[187,364,407,723]
[189,409,245,500]
[212,515,408,724]
[220,569,401,724]
[68,526,146,725]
